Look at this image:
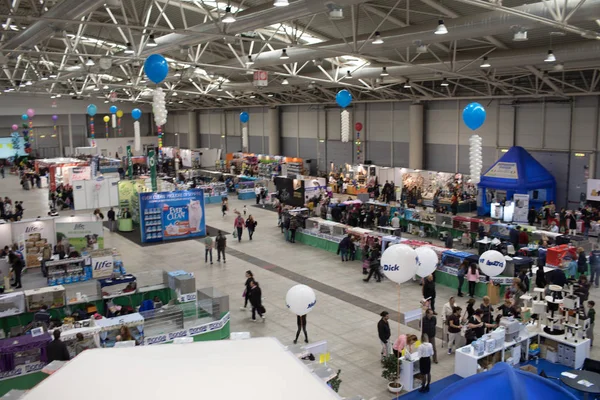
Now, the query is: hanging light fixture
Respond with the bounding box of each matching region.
[441,78,449,87]
[124,42,134,54]
[380,67,389,77]
[273,0,289,6]
[41,74,48,81]
[222,6,236,23]
[544,50,556,62]
[403,80,411,88]
[217,84,223,92]
[281,78,289,85]
[49,73,57,78]
[434,20,448,35]
[345,70,352,79]
[25,80,32,86]
[280,49,289,60]
[480,56,491,68]
[86,57,95,66]
[147,34,158,47]
[372,32,384,45]
[246,55,254,65]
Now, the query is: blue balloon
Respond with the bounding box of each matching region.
[240,111,249,124]
[336,89,352,108]
[87,104,97,117]
[462,102,486,130]
[144,54,169,84]
[110,105,118,114]
[132,108,142,120]
[21,114,28,121]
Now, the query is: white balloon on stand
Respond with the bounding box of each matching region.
[415,246,439,277]
[380,244,419,284]
[285,284,317,316]
[478,250,506,277]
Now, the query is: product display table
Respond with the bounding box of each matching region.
[559,370,600,400]
[0,333,52,372]
[398,353,421,392]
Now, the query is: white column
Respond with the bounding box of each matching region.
[187,111,197,149]
[268,106,280,155]
[57,125,64,156]
[68,113,74,156]
[409,104,424,169]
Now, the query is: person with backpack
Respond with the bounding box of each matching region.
[215,231,226,263]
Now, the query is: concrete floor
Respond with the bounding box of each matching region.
[6,173,600,399]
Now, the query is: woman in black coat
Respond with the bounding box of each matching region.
[568,213,577,235]
[241,270,255,310]
[248,281,265,322]
[577,247,588,276]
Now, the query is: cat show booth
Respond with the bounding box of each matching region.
[477,146,556,217]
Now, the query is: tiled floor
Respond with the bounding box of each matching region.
[6,174,600,399]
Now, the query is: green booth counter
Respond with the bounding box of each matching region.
[118,218,133,232]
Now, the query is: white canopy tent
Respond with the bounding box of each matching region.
[22,337,341,400]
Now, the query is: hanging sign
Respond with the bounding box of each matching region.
[149,149,157,192]
[484,162,518,179]
[253,70,268,87]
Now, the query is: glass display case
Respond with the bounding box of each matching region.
[140,305,184,338]
[435,213,453,227]
[24,286,66,312]
[418,209,436,224]
[92,313,144,347]
[46,257,87,286]
[0,292,26,318]
[98,274,137,299]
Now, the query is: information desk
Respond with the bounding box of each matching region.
[118,218,133,232]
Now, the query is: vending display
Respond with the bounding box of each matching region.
[141,207,163,242]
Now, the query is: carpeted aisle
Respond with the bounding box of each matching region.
[394,374,462,400]
[519,359,588,400]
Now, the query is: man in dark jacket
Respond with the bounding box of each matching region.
[422,308,438,363]
[34,305,51,327]
[527,206,537,226]
[590,249,600,287]
[378,311,391,357]
[47,330,71,362]
[107,207,116,232]
[509,226,520,249]
[337,234,353,262]
[423,274,437,313]
[216,231,226,263]
[363,247,382,283]
[9,252,23,288]
[248,280,265,322]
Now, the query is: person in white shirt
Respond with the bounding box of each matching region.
[418,334,434,393]
[441,296,455,347]
[255,186,261,205]
[390,212,400,230]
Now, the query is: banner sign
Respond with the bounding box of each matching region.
[92,255,113,279]
[0,362,45,382]
[71,166,91,181]
[139,188,206,243]
[274,176,304,207]
[253,70,268,87]
[126,145,133,179]
[91,155,99,178]
[55,221,104,253]
[587,179,600,201]
[12,218,56,268]
[484,162,518,179]
[148,149,157,192]
[513,193,529,223]
[144,312,230,345]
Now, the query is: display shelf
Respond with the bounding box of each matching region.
[0,292,26,318]
[140,305,184,338]
[399,355,422,392]
[46,257,87,286]
[24,286,66,312]
[141,207,163,242]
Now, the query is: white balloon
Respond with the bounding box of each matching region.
[380,244,419,284]
[478,250,506,277]
[415,246,439,277]
[285,284,317,316]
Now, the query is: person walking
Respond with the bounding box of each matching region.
[204,235,213,264]
[377,311,391,358]
[234,214,245,242]
[248,280,265,322]
[447,306,462,354]
[466,263,480,298]
[9,252,23,288]
[422,309,438,363]
[363,246,382,282]
[255,186,261,205]
[107,207,116,232]
[0,164,4,179]
[527,206,537,226]
[590,247,600,288]
[221,199,228,217]
[568,212,577,235]
[289,215,298,243]
[422,274,437,313]
[441,296,456,348]
[241,270,254,310]
[293,314,308,344]
[457,260,468,297]
[215,231,226,263]
[587,300,595,346]
[245,215,257,240]
[577,247,588,276]
[418,333,434,393]
[337,234,353,262]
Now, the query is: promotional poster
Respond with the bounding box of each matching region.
[274,177,305,207]
[11,218,56,267]
[55,221,104,253]
[118,179,146,223]
[139,189,206,242]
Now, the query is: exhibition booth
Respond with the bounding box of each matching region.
[224,152,304,179]
[478,146,556,217]
[402,170,477,212]
[34,158,89,192]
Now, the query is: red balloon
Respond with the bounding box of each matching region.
[25,148,32,154]
[355,122,363,131]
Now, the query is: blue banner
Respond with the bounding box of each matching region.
[139,189,206,243]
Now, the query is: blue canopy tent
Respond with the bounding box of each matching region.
[433,363,578,400]
[477,146,556,216]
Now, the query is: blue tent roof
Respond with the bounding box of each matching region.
[434,363,578,400]
[478,146,556,190]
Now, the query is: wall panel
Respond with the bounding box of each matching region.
[281,137,297,158]
[425,101,459,145]
[544,103,571,150]
[298,138,317,160]
[366,141,391,166]
[298,107,319,139]
[326,109,341,141]
[326,141,352,167]
[281,107,298,138]
[572,97,598,150]
[515,103,543,148]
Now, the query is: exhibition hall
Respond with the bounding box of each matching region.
[0,0,599,399]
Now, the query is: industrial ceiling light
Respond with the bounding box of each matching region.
[217,84,223,91]
[273,0,289,6]
[172,91,178,96]
[545,50,556,62]
[441,78,449,87]
[222,7,236,23]
[124,42,134,54]
[174,70,181,77]
[434,20,448,35]
[178,100,183,104]
[126,79,133,85]
[25,80,32,86]
[372,32,384,45]
[147,34,158,47]
[281,78,289,85]
[480,56,491,68]
[49,73,57,78]
[403,80,411,88]
[93,87,99,91]
[19,82,25,87]
[246,55,254,65]
[103,84,109,90]
[140,79,146,83]
[513,31,528,41]
[217,97,222,101]
[249,94,256,98]
[280,49,289,60]
[41,74,48,81]
[86,57,95,66]
[56,94,62,98]
[51,95,56,99]
[345,70,352,79]
[380,67,389,77]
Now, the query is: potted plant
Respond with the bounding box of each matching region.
[329,369,342,393]
[381,354,403,393]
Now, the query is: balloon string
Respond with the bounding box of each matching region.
[397,283,401,383]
